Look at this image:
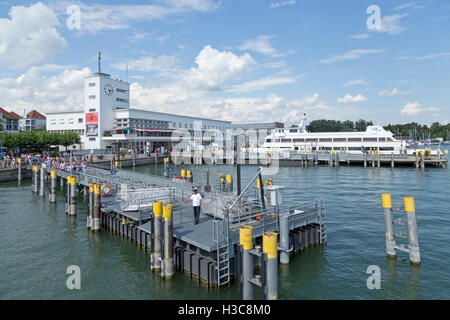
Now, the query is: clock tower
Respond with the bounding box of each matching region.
[83,52,130,150]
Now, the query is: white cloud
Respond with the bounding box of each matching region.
[320,49,382,64]
[184,45,256,90]
[0,2,67,69]
[344,79,367,87]
[397,52,450,61]
[226,75,297,94]
[270,1,296,8]
[378,88,412,96]
[237,35,294,58]
[394,2,425,11]
[50,0,220,33]
[349,33,370,39]
[112,55,179,72]
[401,102,439,115]
[371,14,408,35]
[0,65,91,114]
[337,94,368,103]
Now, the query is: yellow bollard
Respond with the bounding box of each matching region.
[263,232,278,300]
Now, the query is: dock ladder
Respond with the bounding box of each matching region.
[318,200,327,245]
[213,217,231,287]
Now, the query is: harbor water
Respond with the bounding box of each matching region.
[1,148,449,299]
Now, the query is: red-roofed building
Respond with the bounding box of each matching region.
[0,108,46,132]
[19,109,46,131]
[0,107,20,132]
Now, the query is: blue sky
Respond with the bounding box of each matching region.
[0,0,449,126]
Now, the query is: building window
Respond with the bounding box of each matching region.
[59,119,65,124]
[116,88,129,94]
[116,98,129,103]
[78,118,83,123]
[89,138,96,141]
[89,95,96,100]
[51,120,56,125]
[89,108,96,112]
[68,118,74,124]
[89,82,96,87]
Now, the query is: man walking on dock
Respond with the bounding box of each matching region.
[185,188,202,225]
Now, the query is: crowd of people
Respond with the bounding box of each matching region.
[0,151,90,172]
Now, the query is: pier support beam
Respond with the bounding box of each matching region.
[163,157,169,177]
[404,197,420,265]
[240,226,254,300]
[161,203,174,279]
[49,170,57,203]
[69,177,77,216]
[382,194,396,258]
[377,151,380,168]
[364,152,367,167]
[279,213,290,264]
[39,166,45,196]
[263,232,278,300]
[219,173,225,192]
[17,158,22,182]
[65,176,71,214]
[151,200,163,271]
[226,174,233,193]
[391,153,394,168]
[87,183,94,229]
[92,183,101,231]
[32,165,39,192]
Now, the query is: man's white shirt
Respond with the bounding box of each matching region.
[191,193,202,206]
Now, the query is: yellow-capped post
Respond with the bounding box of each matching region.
[382,194,396,258]
[226,174,233,192]
[404,197,420,265]
[92,183,101,231]
[49,170,57,203]
[69,176,77,216]
[239,226,254,300]
[263,232,278,300]
[162,203,174,279]
[151,200,163,271]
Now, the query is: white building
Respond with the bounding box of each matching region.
[46,55,231,152]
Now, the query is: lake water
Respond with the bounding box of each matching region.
[1,146,449,299]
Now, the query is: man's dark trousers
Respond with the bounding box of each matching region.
[193,206,201,224]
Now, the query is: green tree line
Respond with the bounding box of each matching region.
[0,130,80,150]
[307,119,374,132]
[384,122,450,140]
[306,119,449,140]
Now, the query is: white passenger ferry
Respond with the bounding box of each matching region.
[260,115,406,154]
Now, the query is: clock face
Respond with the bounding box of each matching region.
[104,84,114,96]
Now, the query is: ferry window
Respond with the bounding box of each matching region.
[348,147,362,151]
[289,129,298,133]
[306,138,318,142]
[379,137,386,141]
[380,147,394,151]
[348,138,362,141]
[275,139,281,142]
[319,138,332,142]
[333,138,347,142]
[266,139,272,142]
[363,137,378,141]
[293,138,305,142]
[281,139,292,142]
[388,137,395,141]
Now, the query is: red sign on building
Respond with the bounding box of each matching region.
[86,113,98,125]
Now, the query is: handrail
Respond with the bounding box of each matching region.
[228,167,263,210]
